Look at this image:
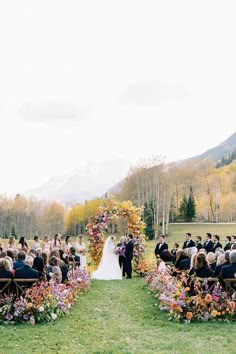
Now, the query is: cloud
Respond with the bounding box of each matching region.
[19,100,91,126]
[119,80,188,106]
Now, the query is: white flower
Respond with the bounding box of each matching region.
[39,306,44,312]
[51,313,57,320]
[30,316,35,325]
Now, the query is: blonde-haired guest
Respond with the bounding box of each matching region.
[206,252,216,271]
[75,235,86,269]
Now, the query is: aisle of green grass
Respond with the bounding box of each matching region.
[0,277,235,353]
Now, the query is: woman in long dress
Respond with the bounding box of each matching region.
[75,235,87,269]
[42,235,52,255]
[92,236,122,280]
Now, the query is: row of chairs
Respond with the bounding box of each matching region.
[0,278,38,298]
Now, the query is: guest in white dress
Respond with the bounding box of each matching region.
[42,235,52,254]
[63,235,73,258]
[75,235,87,269]
[52,233,61,251]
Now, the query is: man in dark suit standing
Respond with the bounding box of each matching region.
[213,234,222,252]
[125,234,134,279]
[195,236,204,251]
[204,233,214,253]
[154,235,168,259]
[182,233,195,249]
[15,255,39,280]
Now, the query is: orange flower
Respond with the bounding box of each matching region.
[205,294,212,303]
[171,303,178,309]
[28,303,33,308]
[186,312,193,320]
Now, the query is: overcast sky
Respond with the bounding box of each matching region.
[0,0,236,195]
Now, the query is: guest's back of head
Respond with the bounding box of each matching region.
[24,256,34,267]
[195,253,209,269]
[206,252,215,264]
[230,250,236,264]
[0,258,11,272]
[216,254,226,266]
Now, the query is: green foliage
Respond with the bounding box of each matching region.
[179,187,196,222]
[144,202,155,240]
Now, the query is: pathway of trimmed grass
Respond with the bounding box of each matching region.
[0,278,235,353]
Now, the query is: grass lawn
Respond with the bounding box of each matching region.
[0,278,235,354]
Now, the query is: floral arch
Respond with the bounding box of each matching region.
[86,200,146,270]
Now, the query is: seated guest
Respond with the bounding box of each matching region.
[13,252,26,270]
[220,251,236,279]
[189,253,214,278]
[214,251,230,276]
[175,250,188,269]
[195,236,203,251]
[204,233,214,253]
[33,249,45,281]
[183,233,195,249]
[224,236,232,251]
[6,250,15,261]
[69,247,81,267]
[179,247,198,271]
[53,250,69,282]
[171,243,179,260]
[0,259,13,279]
[213,235,222,252]
[0,252,7,258]
[160,250,174,263]
[46,256,62,284]
[154,235,168,259]
[15,256,39,279]
[206,252,216,271]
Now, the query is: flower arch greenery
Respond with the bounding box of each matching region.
[86,200,146,270]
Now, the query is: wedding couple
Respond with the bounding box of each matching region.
[92,234,134,280]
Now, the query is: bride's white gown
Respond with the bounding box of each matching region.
[92,237,122,280]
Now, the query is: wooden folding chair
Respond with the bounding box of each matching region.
[0,278,12,297]
[223,278,236,295]
[13,278,38,298]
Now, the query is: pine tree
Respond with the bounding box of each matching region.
[144,202,155,240]
[179,195,188,220]
[186,186,196,222]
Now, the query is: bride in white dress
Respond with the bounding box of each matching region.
[92,236,122,280]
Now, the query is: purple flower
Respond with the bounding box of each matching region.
[5,314,13,321]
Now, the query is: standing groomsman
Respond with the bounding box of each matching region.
[154,235,168,259]
[213,234,222,252]
[195,236,204,251]
[182,233,195,249]
[204,233,214,253]
[224,236,232,251]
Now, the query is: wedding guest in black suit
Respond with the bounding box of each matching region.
[195,236,204,251]
[125,234,134,279]
[182,233,195,249]
[220,251,236,279]
[204,233,214,253]
[213,235,222,252]
[154,235,168,259]
[224,236,232,251]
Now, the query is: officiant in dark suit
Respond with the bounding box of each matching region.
[125,234,134,279]
[154,235,168,259]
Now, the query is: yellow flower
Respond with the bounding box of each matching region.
[176,282,182,289]
[175,291,181,297]
[185,287,190,292]
[28,303,33,308]
[211,310,218,317]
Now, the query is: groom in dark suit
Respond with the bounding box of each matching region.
[125,234,134,279]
